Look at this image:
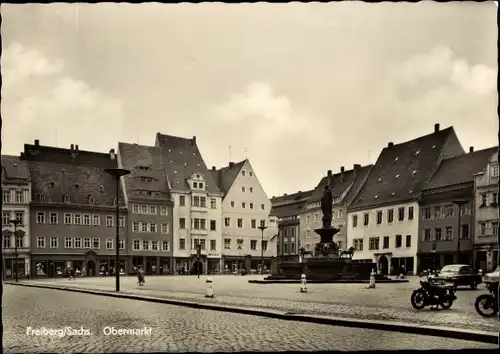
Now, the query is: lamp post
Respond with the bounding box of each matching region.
[9,218,21,282]
[258,224,267,275]
[105,168,131,292]
[453,200,469,264]
[196,243,201,279]
[237,244,242,274]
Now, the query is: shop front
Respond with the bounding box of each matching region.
[3,257,28,279]
[207,258,220,274]
[175,258,190,275]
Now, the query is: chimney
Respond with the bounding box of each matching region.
[434,123,440,132]
[192,136,197,145]
[469,146,474,153]
[212,166,216,171]
[20,152,25,159]
[341,166,345,173]
[75,145,79,151]
[34,139,40,147]
[284,193,287,196]
[229,162,235,168]
[109,149,116,160]
[70,144,74,150]
[353,164,361,170]
[327,170,332,176]
[388,142,394,148]
[340,166,345,183]
[353,164,361,179]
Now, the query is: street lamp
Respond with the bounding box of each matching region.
[105,168,131,292]
[196,243,201,279]
[258,224,268,275]
[453,200,469,264]
[9,217,21,282]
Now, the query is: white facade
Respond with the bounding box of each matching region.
[221,161,277,270]
[347,201,419,275]
[300,203,347,251]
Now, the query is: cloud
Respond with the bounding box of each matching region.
[1,42,124,154]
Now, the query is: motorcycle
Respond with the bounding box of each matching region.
[411,279,457,310]
[474,281,499,318]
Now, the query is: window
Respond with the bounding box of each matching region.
[261,204,265,210]
[36,212,45,224]
[74,237,82,248]
[193,182,198,188]
[492,165,499,177]
[143,240,150,250]
[408,206,414,220]
[141,205,148,214]
[250,187,253,193]
[251,219,257,228]
[92,215,100,226]
[481,194,487,206]
[192,196,200,207]
[193,219,200,229]
[83,214,91,226]
[179,218,186,229]
[133,204,139,213]
[200,239,206,250]
[405,235,411,248]
[37,236,45,248]
[262,240,268,251]
[63,194,71,203]
[242,202,246,208]
[445,227,453,240]
[65,237,73,248]
[260,219,266,227]
[71,214,81,225]
[492,193,498,206]
[249,203,254,209]
[231,201,235,208]
[315,213,320,221]
[461,224,470,239]
[119,239,125,250]
[363,213,369,226]
[64,213,72,224]
[423,229,431,242]
[210,220,216,231]
[2,212,9,226]
[376,211,382,224]
[445,205,454,217]
[353,239,363,251]
[242,186,246,192]
[368,237,379,250]
[179,238,186,250]
[389,234,400,248]
[284,243,288,253]
[423,208,431,220]
[3,190,10,203]
[398,207,405,221]
[84,238,91,249]
[133,240,141,250]
[237,218,243,228]
[106,215,114,227]
[179,196,186,206]
[338,209,344,218]
[200,219,206,230]
[103,238,112,250]
[199,182,204,189]
[435,228,442,241]
[93,238,100,249]
[434,207,441,219]
[150,223,157,233]
[200,197,207,207]
[141,222,149,232]
[224,238,231,249]
[224,217,231,227]
[152,240,158,251]
[133,221,140,232]
[352,214,358,227]
[50,237,58,248]
[162,241,169,251]
[383,236,389,249]
[119,216,126,227]
[290,243,296,254]
[249,171,253,177]
[147,205,156,215]
[15,212,24,226]
[15,190,24,204]
[251,240,257,250]
[15,234,23,248]
[480,222,486,236]
[161,223,169,234]
[210,240,216,250]
[242,170,246,176]
[160,206,168,215]
[210,198,216,209]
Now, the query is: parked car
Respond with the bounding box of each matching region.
[430,264,482,289]
[483,265,500,283]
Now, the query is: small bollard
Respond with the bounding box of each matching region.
[300,273,308,293]
[367,269,376,289]
[205,277,214,298]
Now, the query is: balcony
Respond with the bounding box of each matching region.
[191,206,208,213]
[190,248,208,256]
[190,228,208,236]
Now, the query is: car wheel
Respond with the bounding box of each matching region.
[470,281,478,290]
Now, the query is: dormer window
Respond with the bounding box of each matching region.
[432,145,436,149]
[242,170,246,176]
[492,165,499,178]
[377,177,382,183]
[38,194,46,202]
[199,182,204,188]
[396,174,400,179]
[193,182,198,188]
[249,171,253,177]
[391,192,396,196]
[412,170,417,175]
[394,157,399,162]
[63,194,71,203]
[415,149,421,155]
[138,166,151,171]
[374,195,379,199]
[88,196,95,205]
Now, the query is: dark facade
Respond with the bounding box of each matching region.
[23,140,128,277]
[118,142,174,275]
[418,147,496,272]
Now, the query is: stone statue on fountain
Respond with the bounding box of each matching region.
[313,177,340,258]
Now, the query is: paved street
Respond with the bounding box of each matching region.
[22,275,498,332]
[4,285,496,352]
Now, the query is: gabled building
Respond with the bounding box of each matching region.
[270,190,313,266]
[300,164,372,253]
[2,155,31,278]
[117,142,174,275]
[418,147,496,272]
[474,149,499,272]
[347,124,464,275]
[156,134,224,274]
[23,140,128,277]
[210,160,278,273]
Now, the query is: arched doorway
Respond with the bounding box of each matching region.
[378,255,389,275]
[191,261,203,275]
[87,261,96,277]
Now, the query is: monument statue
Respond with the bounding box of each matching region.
[320,184,333,228]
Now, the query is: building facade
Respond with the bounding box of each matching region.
[2,155,31,278]
[156,134,224,274]
[118,143,174,275]
[418,147,496,272]
[24,140,129,277]
[474,150,499,272]
[347,124,464,275]
[211,160,278,273]
[300,165,372,253]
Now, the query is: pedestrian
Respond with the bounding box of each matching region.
[137,267,145,286]
[82,266,86,278]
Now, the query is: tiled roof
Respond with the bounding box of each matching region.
[270,190,313,218]
[209,160,246,195]
[1,155,30,182]
[155,134,221,194]
[424,147,498,190]
[349,126,464,210]
[118,142,171,201]
[22,143,124,207]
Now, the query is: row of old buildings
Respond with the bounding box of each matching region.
[271,123,499,275]
[2,134,278,278]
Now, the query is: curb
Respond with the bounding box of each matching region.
[250,279,410,284]
[7,282,497,345]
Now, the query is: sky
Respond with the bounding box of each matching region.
[1,2,498,198]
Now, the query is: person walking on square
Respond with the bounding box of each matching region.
[137,266,145,286]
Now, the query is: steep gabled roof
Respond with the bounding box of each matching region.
[270,190,314,218]
[155,133,221,194]
[1,155,30,183]
[424,147,498,190]
[22,142,124,207]
[349,126,463,210]
[209,160,246,195]
[118,142,171,201]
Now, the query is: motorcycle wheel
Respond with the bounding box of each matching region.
[475,294,498,318]
[411,289,427,310]
[440,298,453,309]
